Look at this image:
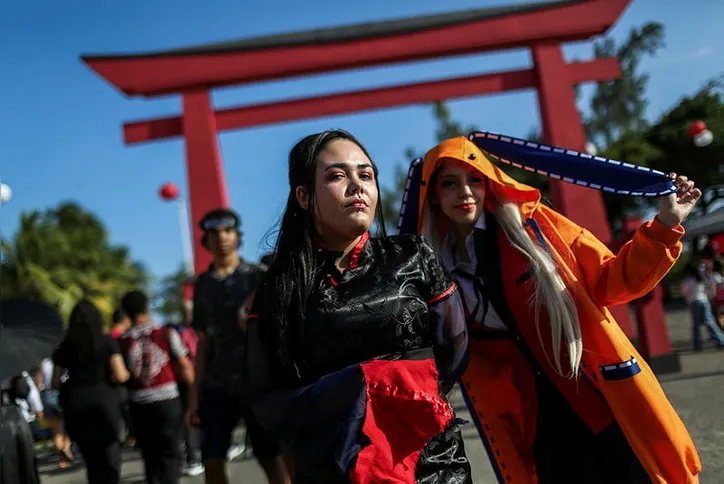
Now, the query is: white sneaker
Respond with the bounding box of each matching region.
[227,443,246,461]
[183,463,205,477]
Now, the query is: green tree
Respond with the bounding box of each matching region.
[380,147,417,233]
[1,202,148,322]
[598,74,724,227]
[643,76,724,214]
[587,22,665,147]
[432,102,478,142]
[580,22,666,231]
[154,264,191,324]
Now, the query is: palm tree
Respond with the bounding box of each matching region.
[1,202,148,323]
[155,264,192,324]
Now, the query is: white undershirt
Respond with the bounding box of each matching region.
[440,216,507,330]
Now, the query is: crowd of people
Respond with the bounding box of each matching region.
[2,206,292,484]
[1,130,710,484]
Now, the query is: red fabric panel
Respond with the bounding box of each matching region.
[350,358,453,484]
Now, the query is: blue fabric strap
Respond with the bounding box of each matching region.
[397,158,424,235]
[469,132,676,197]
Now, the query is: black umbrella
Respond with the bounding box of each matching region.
[0,298,64,381]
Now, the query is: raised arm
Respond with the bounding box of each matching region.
[558,173,700,308]
[569,217,684,307]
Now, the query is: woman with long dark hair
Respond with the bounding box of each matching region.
[245,130,471,483]
[52,300,130,484]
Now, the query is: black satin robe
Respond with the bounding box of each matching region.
[0,405,39,484]
[246,234,472,483]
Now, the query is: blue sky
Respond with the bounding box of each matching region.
[1,0,722,282]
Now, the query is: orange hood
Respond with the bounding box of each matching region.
[418,136,541,234]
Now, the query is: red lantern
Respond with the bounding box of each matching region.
[689,120,706,138]
[689,120,713,147]
[159,182,180,201]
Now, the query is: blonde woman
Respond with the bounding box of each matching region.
[403,136,701,483]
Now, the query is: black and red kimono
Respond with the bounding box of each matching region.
[245,233,471,483]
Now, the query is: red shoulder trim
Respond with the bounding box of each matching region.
[427,282,457,305]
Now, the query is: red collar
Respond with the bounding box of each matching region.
[316,232,370,269]
[349,232,370,269]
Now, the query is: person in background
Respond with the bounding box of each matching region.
[108,309,135,447]
[119,290,194,484]
[21,372,43,423]
[109,309,131,340]
[186,208,290,484]
[0,375,40,484]
[53,300,130,484]
[36,358,73,469]
[1,372,43,434]
[681,263,724,351]
[702,259,724,328]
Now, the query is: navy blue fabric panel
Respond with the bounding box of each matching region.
[599,357,642,381]
[397,158,424,235]
[469,132,675,197]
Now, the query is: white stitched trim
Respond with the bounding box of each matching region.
[468,132,677,197]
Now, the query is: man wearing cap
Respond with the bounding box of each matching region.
[186,208,289,484]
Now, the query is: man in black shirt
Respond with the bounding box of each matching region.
[186,208,289,484]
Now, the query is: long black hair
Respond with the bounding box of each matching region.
[685,262,705,283]
[256,129,386,380]
[64,299,106,365]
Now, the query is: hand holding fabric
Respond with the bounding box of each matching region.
[658,173,702,227]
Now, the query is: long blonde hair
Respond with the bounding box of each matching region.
[422,192,583,377]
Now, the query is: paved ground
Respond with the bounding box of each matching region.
[40,308,724,483]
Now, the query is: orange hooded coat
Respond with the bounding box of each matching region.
[417,137,701,484]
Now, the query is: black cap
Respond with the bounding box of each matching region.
[199,208,241,232]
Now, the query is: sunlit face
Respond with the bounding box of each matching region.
[433,158,486,229]
[205,226,239,256]
[297,139,378,244]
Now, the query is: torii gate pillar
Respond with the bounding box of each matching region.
[182,90,229,273]
[533,43,677,370]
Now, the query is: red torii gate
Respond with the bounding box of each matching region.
[82,0,679,371]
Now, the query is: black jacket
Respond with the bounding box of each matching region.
[0,405,39,484]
